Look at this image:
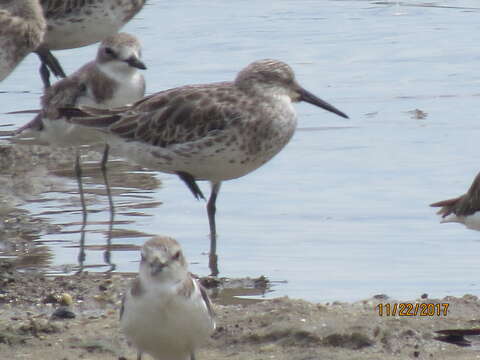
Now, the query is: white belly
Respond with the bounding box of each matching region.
[43,1,141,50]
[40,117,105,147]
[441,212,480,231]
[121,292,212,360]
[463,213,480,231]
[108,73,145,107]
[107,110,298,181]
[108,133,291,182]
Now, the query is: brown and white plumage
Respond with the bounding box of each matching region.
[120,236,215,360]
[16,32,146,146]
[14,32,146,224]
[430,172,480,231]
[62,59,349,275]
[0,0,46,81]
[36,0,146,87]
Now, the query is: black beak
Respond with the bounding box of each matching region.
[126,56,147,70]
[298,87,349,119]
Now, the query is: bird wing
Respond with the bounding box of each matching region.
[120,277,144,320]
[68,82,243,148]
[40,0,75,18]
[41,0,144,25]
[198,282,215,320]
[40,0,90,18]
[41,71,89,118]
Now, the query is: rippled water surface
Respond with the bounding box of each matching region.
[2,0,480,302]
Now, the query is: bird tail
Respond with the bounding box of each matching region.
[429,197,460,217]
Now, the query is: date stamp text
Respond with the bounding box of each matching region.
[376,303,449,317]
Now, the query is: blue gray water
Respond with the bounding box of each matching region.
[1,0,480,302]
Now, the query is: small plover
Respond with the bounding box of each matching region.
[430,172,480,231]
[120,236,215,360]
[0,0,46,81]
[16,31,146,149]
[36,0,146,87]
[15,32,146,221]
[61,59,349,275]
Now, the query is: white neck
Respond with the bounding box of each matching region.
[97,61,138,83]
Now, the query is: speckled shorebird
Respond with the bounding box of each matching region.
[62,58,349,275]
[36,0,145,87]
[15,32,146,224]
[120,236,215,360]
[0,0,46,81]
[430,172,480,231]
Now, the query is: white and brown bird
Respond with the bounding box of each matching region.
[36,0,146,87]
[16,32,146,149]
[430,172,480,231]
[0,0,46,81]
[60,59,349,275]
[15,32,146,220]
[120,236,215,360]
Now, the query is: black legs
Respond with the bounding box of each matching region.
[36,49,67,88]
[207,182,221,276]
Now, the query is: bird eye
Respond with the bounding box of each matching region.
[105,47,115,56]
[172,251,181,261]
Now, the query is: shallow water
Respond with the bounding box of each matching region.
[2,0,480,302]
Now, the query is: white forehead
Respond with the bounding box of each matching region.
[142,236,181,256]
[100,33,142,57]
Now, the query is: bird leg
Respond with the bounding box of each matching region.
[207,182,221,276]
[175,173,220,275]
[39,62,51,88]
[36,48,67,88]
[101,144,116,271]
[101,143,115,221]
[74,150,87,272]
[77,214,87,273]
[74,149,88,224]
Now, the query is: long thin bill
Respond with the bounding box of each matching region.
[299,87,349,119]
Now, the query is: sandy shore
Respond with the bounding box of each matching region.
[0,267,480,360]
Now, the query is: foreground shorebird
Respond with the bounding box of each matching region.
[15,32,146,223]
[120,236,215,360]
[36,0,145,87]
[62,59,349,275]
[430,172,480,231]
[0,0,46,81]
